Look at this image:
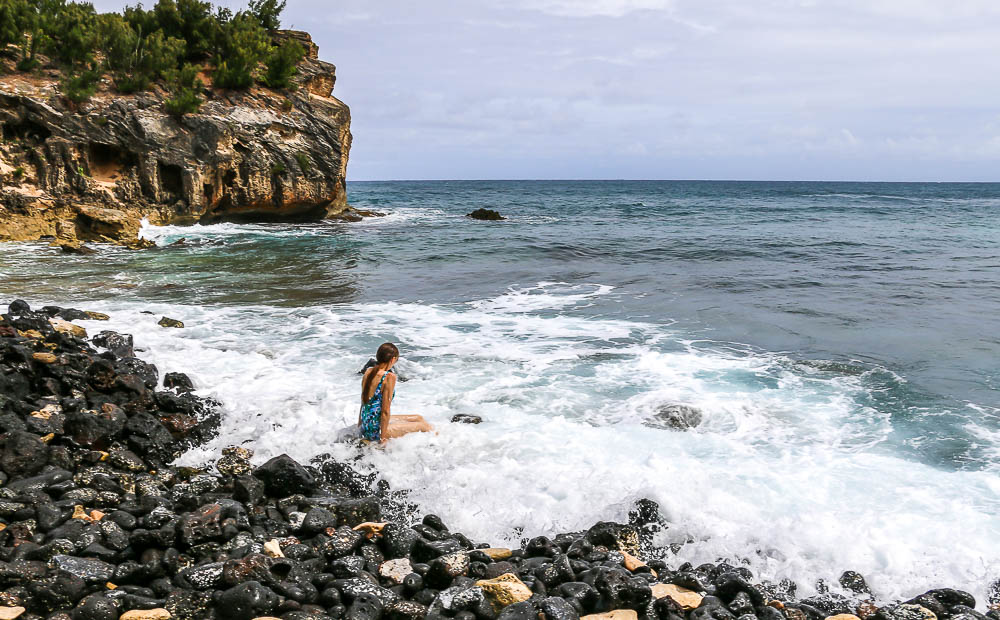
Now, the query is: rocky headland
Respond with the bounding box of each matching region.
[0,298,998,620]
[0,30,353,250]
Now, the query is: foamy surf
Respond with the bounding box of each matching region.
[62,280,1000,607]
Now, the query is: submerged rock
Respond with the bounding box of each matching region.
[645,403,703,430]
[157,317,184,328]
[450,414,482,424]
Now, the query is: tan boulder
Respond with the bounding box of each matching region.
[581,611,639,620]
[481,547,513,560]
[32,352,57,364]
[120,610,171,620]
[827,615,862,620]
[85,311,110,320]
[621,549,654,574]
[263,539,284,558]
[475,573,533,610]
[0,607,25,620]
[49,318,87,338]
[651,583,703,610]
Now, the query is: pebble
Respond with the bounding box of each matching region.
[119,610,171,620]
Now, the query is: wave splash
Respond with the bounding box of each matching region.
[66,281,1000,605]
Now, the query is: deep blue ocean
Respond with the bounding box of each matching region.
[1,180,998,601]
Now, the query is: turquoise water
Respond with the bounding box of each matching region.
[1,180,998,600]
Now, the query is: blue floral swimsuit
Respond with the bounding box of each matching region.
[359,371,392,441]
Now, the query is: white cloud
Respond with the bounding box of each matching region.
[510,0,673,18]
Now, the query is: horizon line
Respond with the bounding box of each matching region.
[346,178,1000,184]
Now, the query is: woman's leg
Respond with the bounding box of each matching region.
[385,415,433,438]
[392,414,424,422]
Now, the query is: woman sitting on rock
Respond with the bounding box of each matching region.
[358,342,433,444]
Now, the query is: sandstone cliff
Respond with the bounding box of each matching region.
[0,31,352,248]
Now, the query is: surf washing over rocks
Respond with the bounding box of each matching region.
[0,297,998,620]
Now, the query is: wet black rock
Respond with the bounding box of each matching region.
[164,372,195,392]
[450,414,482,424]
[254,454,317,497]
[92,331,134,359]
[468,208,506,221]
[217,580,280,620]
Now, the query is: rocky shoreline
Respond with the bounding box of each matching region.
[0,298,997,620]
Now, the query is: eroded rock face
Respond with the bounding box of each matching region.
[0,31,352,247]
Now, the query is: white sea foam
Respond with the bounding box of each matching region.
[71,282,1000,607]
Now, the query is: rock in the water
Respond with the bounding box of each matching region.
[468,208,506,221]
[92,331,134,358]
[476,573,533,610]
[157,317,184,328]
[646,403,703,430]
[450,414,482,424]
[164,372,194,392]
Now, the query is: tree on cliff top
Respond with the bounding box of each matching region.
[212,11,272,89]
[2,0,296,98]
[261,39,304,89]
[248,0,285,31]
[101,14,184,92]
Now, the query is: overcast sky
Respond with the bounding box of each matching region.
[94,0,1000,181]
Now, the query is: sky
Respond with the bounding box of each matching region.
[93,0,1000,181]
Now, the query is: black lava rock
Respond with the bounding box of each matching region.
[468,208,506,221]
[254,454,316,497]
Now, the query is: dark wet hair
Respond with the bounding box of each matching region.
[376,342,399,364]
[363,342,399,401]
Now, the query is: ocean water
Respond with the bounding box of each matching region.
[1,180,998,604]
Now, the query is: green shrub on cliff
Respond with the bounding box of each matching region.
[3,0,300,93]
[43,0,100,66]
[61,68,101,103]
[0,0,45,71]
[152,0,214,60]
[261,39,304,89]
[212,11,271,89]
[164,63,203,118]
[101,14,184,93]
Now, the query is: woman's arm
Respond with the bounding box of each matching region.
[379,373,396,443]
